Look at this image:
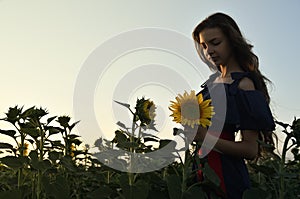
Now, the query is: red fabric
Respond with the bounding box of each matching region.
[208,150,226,194]
[196,131,235,195]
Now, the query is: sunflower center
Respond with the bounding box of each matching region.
[181,100,200,120]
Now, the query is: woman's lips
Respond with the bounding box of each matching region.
[210,56,219,62]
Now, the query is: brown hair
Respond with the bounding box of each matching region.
[192,12,271,103]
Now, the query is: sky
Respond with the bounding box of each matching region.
[0,0,300,155]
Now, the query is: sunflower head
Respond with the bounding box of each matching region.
[169,90,214,128]
[135,97,156,126]
[70,143,76,157]
[19,142,30,156]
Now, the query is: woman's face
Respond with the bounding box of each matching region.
[199,27,235,67]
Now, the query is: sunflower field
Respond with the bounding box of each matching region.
[0,99,299,198]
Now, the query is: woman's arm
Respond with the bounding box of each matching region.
[193,128,258,160]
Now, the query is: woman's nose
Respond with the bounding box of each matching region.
[207,45,215,55]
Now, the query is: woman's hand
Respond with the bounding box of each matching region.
[184,125,208,142]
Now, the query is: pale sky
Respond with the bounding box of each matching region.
[0,0,300,154]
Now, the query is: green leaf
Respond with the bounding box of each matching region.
[67,134,80,139]
[166,174,182,199]
[117,141,139,149]
[256,139,275,150]
[0,156,28,169]
[275,120,289,129]
[47,116,57,124]
[29,150,38,161]
[0,129,17,139]
[46,126,63,136]
[20,106,35,118]
[143,137,159,143]
[0,142,14,149]
[50,140,65,149]
[72,138,82,146]
[249,164,276,176]
[114,130,128,144]
[159,139,176,149]
[31,158,52,171]
[203,163,220,187]
[116,121,129,129]
[114,100,131,109]
[22,127,40,138]
[60,156,76,171]
[68,120,80,131]
[133,180,150,199]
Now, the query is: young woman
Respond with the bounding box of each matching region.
[191,12,276,198]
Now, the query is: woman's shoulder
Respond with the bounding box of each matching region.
[237,76,256,91]
[230,72,258,91]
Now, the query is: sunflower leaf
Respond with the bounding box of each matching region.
[116,121,129,129]
[114,100,131,109]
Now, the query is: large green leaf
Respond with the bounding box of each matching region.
[0,156,28,169]
[60,156,77,171]
[203,163,220,187]
[119,174,150,199]
[31,159,52,171]
[166,174,182,199]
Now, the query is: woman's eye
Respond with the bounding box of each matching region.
[213,41,221,46]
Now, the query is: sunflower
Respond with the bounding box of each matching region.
[18,142,30,156]
[135,97,156,126]
[70,143,76,157]
[169,90,214,128]
[23,142,30,156]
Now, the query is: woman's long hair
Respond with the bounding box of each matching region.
[193,12,271,103]
[192,12,276,157]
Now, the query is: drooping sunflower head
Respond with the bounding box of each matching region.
[169,90,214,128]
[135,97,156,126]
